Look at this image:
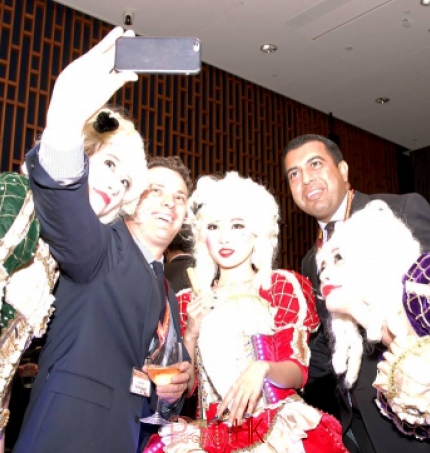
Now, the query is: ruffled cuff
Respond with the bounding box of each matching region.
[39,129,85,184]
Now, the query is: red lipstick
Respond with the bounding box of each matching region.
[321,284,341,298]
[94,189,111,206]
[219,248,234,258]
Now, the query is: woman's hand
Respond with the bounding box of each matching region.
[184,293,215,341]
[46,27,138,142]
[374,335,430,425]
[181,292,215,397]
[217,361,269,425]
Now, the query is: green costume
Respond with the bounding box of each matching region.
[0,173,55,432]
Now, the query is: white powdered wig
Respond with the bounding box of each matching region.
[186,172,279,292]
[318,200,421,388]
[330,313,364,388]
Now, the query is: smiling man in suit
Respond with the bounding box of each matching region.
[283,134,430,453]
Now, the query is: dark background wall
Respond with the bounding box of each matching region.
[410,146,430,202]
[0,0,409,271]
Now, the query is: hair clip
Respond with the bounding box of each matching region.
[93,111,119,133]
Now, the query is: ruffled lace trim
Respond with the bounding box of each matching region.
[161,395,321,453]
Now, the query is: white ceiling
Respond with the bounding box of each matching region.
[56,0,430,150]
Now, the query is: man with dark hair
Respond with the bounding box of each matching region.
[148,156,193,195]
[284,133,344,166]
[14,29,192,453]
[283,133,430,453]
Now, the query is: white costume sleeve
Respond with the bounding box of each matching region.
[38,128,85,185]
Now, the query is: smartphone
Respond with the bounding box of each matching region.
[114,37,202,75]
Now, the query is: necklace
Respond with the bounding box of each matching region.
[212,278,257,300]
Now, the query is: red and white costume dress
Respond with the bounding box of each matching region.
[145,270,347,453]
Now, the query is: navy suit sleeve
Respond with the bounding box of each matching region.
[25,145,107,283]
[402,193,430,252]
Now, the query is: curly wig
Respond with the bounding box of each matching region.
[186,172,279,292]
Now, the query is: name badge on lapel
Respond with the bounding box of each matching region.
[130,368,151,397]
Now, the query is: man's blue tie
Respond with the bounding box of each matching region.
[325,221,337,242]
[152,261,166,303]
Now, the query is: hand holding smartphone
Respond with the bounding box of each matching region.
[114,36,202,75]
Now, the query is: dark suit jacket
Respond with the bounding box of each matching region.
[14,147,188,453]
[302,191,430,453]
[164,254,195,294]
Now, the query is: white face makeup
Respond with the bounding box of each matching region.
[316,201,415,338]
[88,143,147,223]
[205,216,256,271]
[318,244,349,313]
[318,237,374,330]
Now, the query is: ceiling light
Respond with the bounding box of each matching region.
[375,97,390,104]
[260,44,277,54]
[421,0,430,6]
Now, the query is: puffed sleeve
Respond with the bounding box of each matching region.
[261,270,319,387]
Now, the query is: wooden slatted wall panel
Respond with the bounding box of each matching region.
[334,119,399,195]
[0,0,399,271]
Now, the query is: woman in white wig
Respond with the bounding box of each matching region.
[317,200,430,440]
[145,172,347,453]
